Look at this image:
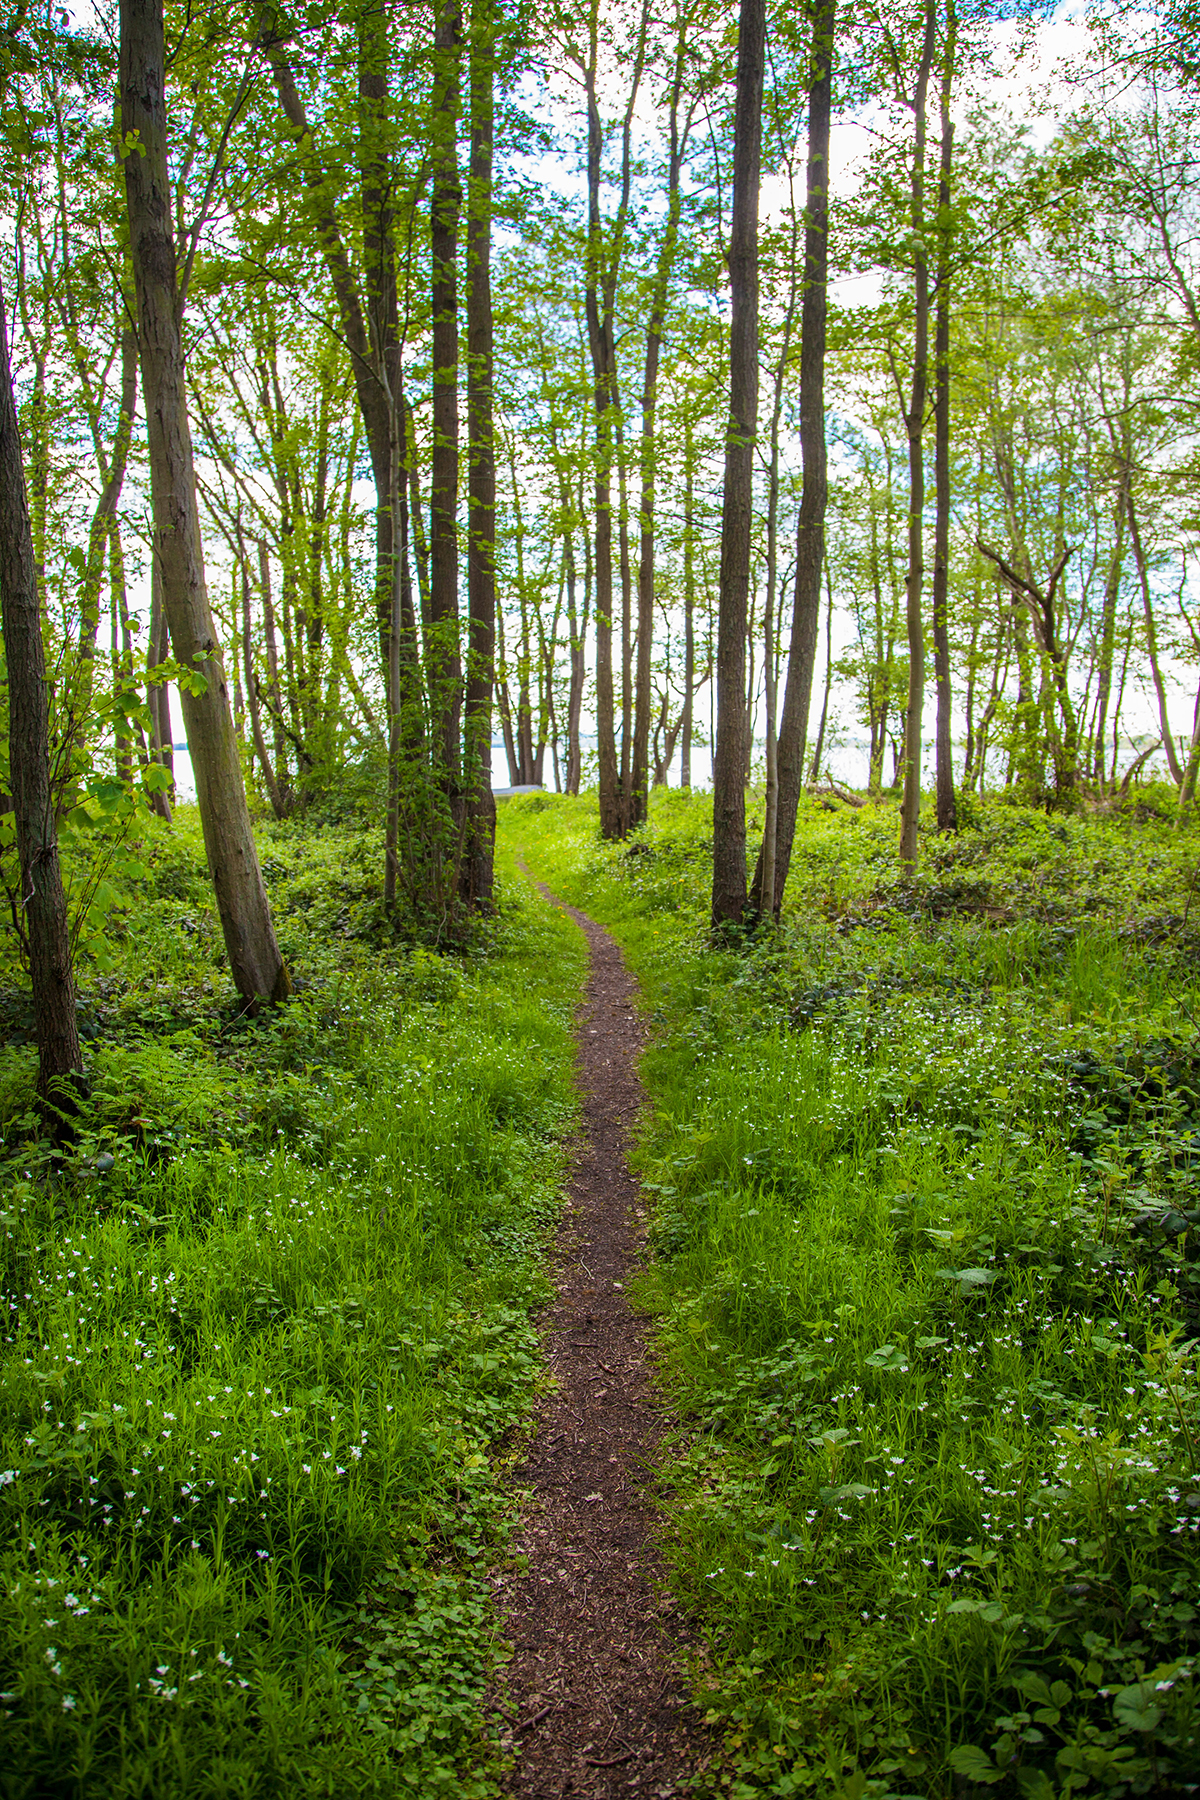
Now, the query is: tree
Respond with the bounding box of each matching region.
[0,275,85,1124]
[751,0,835,919]
[460,0,497,904]
[120,0,289,1007]
[712,0,765,933]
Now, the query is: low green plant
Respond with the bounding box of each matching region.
[502,788,1200,1799]
[0,808,584,1797]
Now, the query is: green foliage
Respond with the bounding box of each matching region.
[0,808,585,1798]
[503,789,1200,1799]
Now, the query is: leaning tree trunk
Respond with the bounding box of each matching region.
[711,0,765,932]
[749,0,835,918]
[459,0,497,906]
[0,277,85,1124]
[120,0,289,1007]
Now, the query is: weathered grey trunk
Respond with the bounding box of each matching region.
[0,276,85,1123]
[711,0,765,931]
[120,0,288,1006]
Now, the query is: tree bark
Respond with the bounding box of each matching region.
[0,274,85,1123]
[712,0,765,932]
[430,0,464,778]
[1126,486,1183,785]
[146,563,174,820]
[681,435,695,789]
[581,0,647,838]
[898,0,937,873]
[749,0,835,917]
[460,0,497,907]
[121,0,288,1006]
[931,0,957,833]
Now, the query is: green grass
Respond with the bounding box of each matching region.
[501,787,1200,1800]
[0,809,586,1798]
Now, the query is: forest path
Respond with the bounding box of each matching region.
[488,879,712,1799]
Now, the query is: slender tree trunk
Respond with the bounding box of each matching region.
[430,0,463,781]
[681,444,695,789]
[931,0,957,833]
[631,68,686,827]
[749,0,834,917]
[1126,487,1183,784]
[898,0,937,873]
[240,544,286,819]
[582,0,646,837]
[617,420,633,809]
[0,276,84,1122]
[1093,495,1125,789]
[712,0,765,931]
[809,560,834,779]
[76,326,138,721]
[121,0,288,1006]
[460,0,497,905]
[146,565,174,820]
[1179,674,1200,819]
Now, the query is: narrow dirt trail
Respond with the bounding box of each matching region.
[488,885,712,1799]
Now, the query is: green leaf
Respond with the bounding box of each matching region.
[948,1745,1003,1783]
[1016,1770,1056,1800]
[1112,1685,1161,1733]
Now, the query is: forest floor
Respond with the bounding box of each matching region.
[490,880,713,1798]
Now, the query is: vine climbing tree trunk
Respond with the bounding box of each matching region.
[121,0,289,1007]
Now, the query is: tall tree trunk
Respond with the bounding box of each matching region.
[809,560,834,779]
[898,0,937,873]
[1093,493,1125,789]
[712,0,765,931]
[681,440,695,789]
[749,0,835,917]
[617,419,633,808]
[931,0,957,833]
[430,0,464,780]
[631,47,687,825]
[460,0,497,905]
[0,276,84,1122]
[121,0,288,1006]
[146,564,174,820]
[239,541,286,819]
[1126,486,1183,785]
[582,0,647,838]
[260,3,395,667]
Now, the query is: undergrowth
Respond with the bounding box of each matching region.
[502,787,1200,1800]
[0,809,584,1798]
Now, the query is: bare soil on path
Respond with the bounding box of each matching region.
[488,885,713,1799]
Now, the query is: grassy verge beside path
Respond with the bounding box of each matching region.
[502,788,1200,1800]
[0,812,585,1798]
